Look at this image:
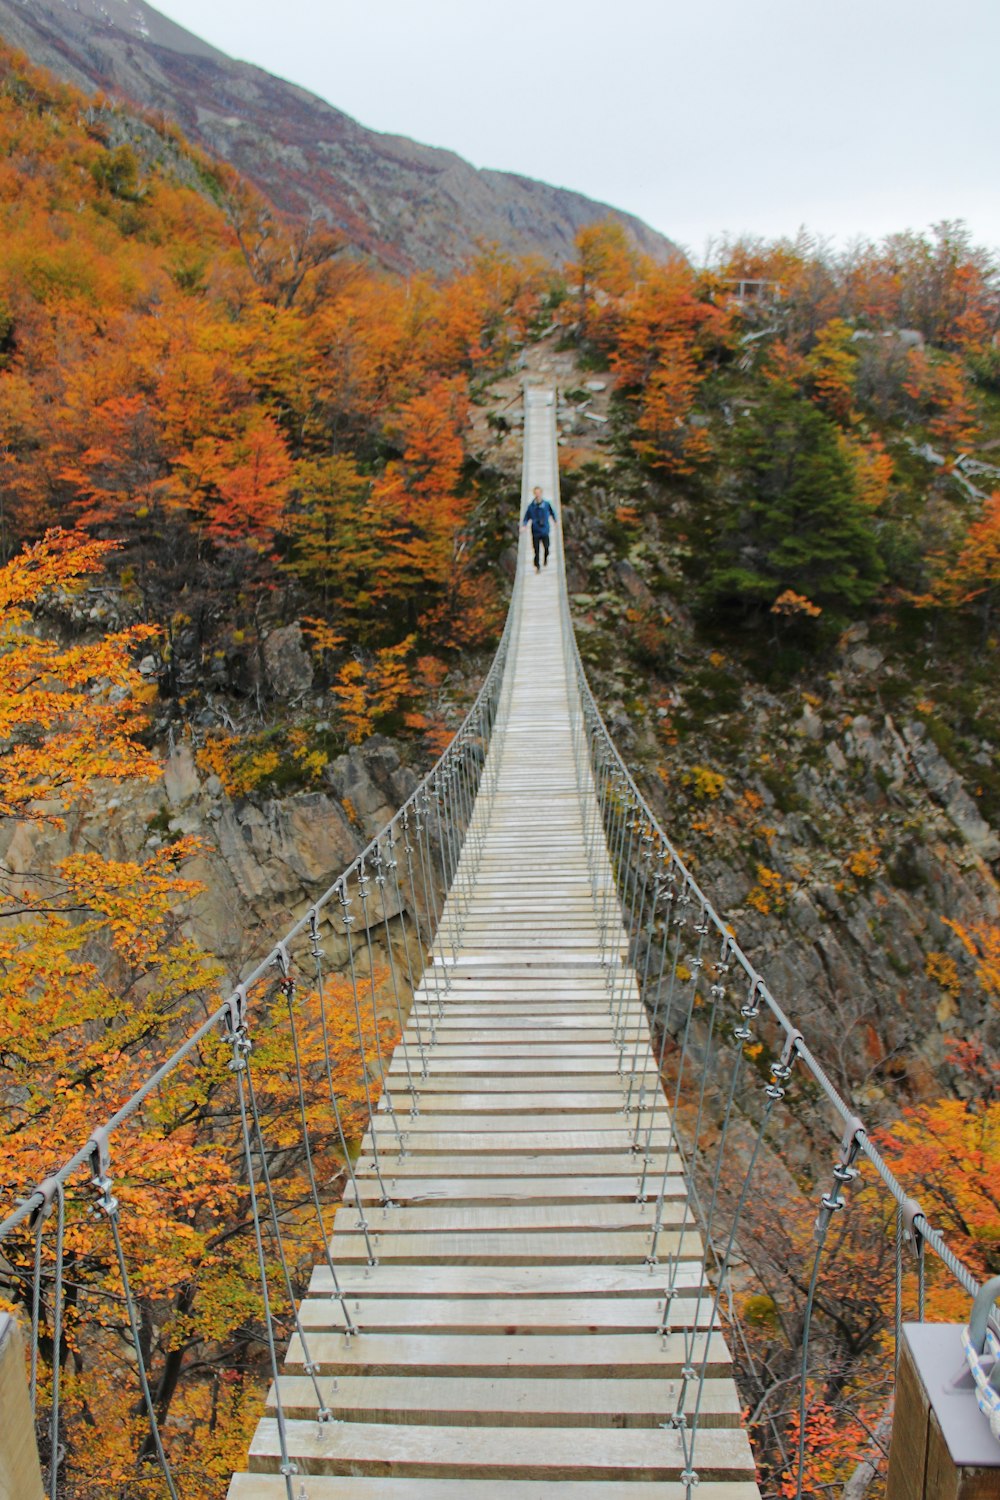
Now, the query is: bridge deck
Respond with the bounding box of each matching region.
[228,391,759,1496]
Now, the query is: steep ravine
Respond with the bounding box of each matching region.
[8,336,997,1116]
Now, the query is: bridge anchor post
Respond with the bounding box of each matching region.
[886,1324,1000,1499]
[0,1313,44,1500]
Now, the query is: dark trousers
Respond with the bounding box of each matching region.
[532,531,550,567]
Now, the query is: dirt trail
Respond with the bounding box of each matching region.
[468,330,618,475]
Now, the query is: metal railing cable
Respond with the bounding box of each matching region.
[532,383,995,1490]
[0,555,521,1498]
[556,553,993,1492]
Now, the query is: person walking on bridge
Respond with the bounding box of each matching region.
[522,486,558,572]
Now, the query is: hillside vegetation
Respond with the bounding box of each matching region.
[0,42,558,767]
[547,218,999,1100]
[536,222,999,1490]
[0,0,678,274]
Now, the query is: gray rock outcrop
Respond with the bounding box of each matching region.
[263,624,313,700]
[901,721,1000,861]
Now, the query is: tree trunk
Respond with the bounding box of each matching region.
[840,1395,894,1500]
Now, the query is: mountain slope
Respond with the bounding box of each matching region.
[0,0,679,273]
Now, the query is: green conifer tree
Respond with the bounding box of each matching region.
[702,383,884,619]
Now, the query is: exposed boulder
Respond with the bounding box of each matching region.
[163,742,200,806]
[902,721,1000,861]
[324,736,419,837]
[214,793,359,909]
[263,624,313,700]
[615,560,656,609]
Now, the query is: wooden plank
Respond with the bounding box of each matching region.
[361,1129,674,1155]
[344,1172,681,1205]
[386,1058,654,1075]
[268,1372,743,1426]
[397,1093,649,1114]
[385,1073,637,1093]
[298,1294,719,1333]
[245,1417,756,1481]
[0,1316,44,1500]
[376,1112,664,1136]
[307,1263,707,1298]
[325,1228,703,1265]
[411,1031,648,1046]
[399,1044,640,1057]
[229,1474,762,1498]
[415,999,638,1010]
[420,1018,643,1033]
[333,1200,685,1234]
[282,1330,732,1378]
[355,1152,673,1177]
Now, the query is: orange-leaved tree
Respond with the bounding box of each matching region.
[930,492,1000,638]
[877,1083,1000,1313]
[609,260,733,475]
[0,531,400,1495]
[332,635,417,744]
[903,347,979,453]
[285,452,377,620]
[566,219,638,343]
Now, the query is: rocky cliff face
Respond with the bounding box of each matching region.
[0,0,679,273]
[0,731,420,979]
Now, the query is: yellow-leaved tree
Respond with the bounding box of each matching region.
[0,532,396,1497]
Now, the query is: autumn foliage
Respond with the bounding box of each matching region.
[0,531,157,817]
[2,27,1000,1500]
[0,534,406,1496]
[0,43,555,756]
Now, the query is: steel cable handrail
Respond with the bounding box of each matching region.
[563,643,984,1301]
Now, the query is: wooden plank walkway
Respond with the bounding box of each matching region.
[228,389,760,1497]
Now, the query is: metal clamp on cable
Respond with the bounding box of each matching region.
[224,987,251,1071]
[273,943,296,1006]
[766,1028,802,1101]
[814,1115,864,1241]
[87,1127,118,1218]
[733,977,763,1043]
[27,1175,61,1229]
[900,1196,927,1258]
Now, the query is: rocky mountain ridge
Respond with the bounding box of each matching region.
[0,0,679,273]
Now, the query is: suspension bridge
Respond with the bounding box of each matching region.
[1,386,998,1500]
[225,386,756,1496]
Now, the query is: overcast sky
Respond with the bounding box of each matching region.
[150,0,999,261]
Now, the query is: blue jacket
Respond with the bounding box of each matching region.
[523,498,556,536]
